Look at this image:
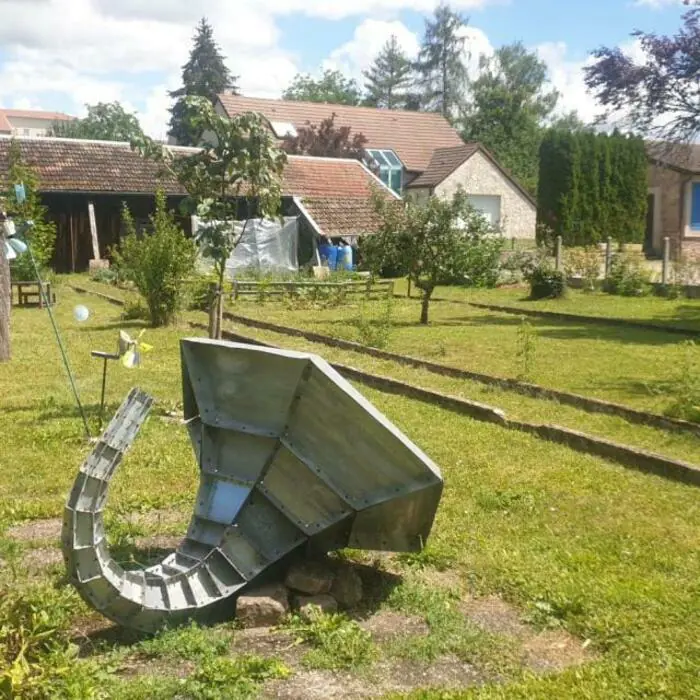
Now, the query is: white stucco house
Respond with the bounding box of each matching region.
[0,108,74,138]
[405,144,536,240]
[215,95,537,241]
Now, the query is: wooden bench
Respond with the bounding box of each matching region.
[11,281,56,308]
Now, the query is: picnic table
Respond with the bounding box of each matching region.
[11,280,56,308]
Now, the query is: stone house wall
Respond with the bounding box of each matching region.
[433,151,536,240]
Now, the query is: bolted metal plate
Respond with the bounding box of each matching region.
[63,340,443,632]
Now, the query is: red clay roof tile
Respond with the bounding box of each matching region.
[217,94,464,173]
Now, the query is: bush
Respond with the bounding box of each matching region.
[525,261,567,300]
[6,140,56,280]
[565,247,602,292]
[112,190,197,327]
[604,254,651,297]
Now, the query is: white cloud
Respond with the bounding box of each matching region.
[323,19,420,83]
[535,42,601,123]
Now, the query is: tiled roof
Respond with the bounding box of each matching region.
[0,136,395,237]
[0,109,73,133]
[647,142,700,173]
[217,94,464,173]
[0,136,187,194]
[302,196,386,237]
[406,142,536,205]
[407,143,480,188]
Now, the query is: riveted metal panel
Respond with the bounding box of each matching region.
[181,339,310,437]
[259,446,351,535]
[64,342,442,633]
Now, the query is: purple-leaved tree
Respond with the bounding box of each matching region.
[585,3,700,146]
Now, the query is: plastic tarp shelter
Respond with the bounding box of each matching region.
[192,217,299,277]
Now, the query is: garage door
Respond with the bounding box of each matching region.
[467,195,501,225]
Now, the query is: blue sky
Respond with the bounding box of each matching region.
[0,0,688,138]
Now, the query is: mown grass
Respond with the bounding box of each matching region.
[1,282,699,698]
[217,320,700,466]
[394,279,700,333]
[225,292,700,417]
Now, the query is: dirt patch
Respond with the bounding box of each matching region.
[7,518,61,542]
[359,611,429,643]
[263,669,373,700]
[117,656,194,679]
[377,655,488,693]
[233,627,305,667]
[523,629,593,672]
[133,535,182,551]
[460,596,529,638]
[461,595,594,672]
[262,655,488,700]
[22,546,64,572]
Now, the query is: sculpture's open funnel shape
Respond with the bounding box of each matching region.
[63,340,443,632]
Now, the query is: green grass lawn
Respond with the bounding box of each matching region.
[394,280,700,333]
[1,284,699,698]
[225,292,699,418]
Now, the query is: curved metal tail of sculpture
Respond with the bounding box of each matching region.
[62,340,443,633]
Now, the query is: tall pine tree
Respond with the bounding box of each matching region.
[414,4,469,119]
[363,36,414,109]
[168,18,238,146]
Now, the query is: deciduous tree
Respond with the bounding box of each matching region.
[585,7,700,146]
[283,113,367,160]
[133,97,286,338]
[282,70,362,106]
[363,36,414,109]
[169,18,238,146]
[462,43,559,193]
[362,189,502,324]
[414,4,469,119]
[51,102,143,142]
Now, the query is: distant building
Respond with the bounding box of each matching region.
[647,144,700,261]
[0,109,74,139]
[0,135,399,272]
[216,94,537,241]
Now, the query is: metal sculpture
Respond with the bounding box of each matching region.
[62,339,443,632]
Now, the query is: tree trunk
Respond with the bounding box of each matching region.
[0,241,10,362]
[420,286,434,325]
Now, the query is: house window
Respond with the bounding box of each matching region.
[691,182,700,232]
[366,149,403,195]
[467,195,502,226]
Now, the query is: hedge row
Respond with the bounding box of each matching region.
[537,130,648,246]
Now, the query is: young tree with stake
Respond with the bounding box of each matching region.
[133,97,286,339]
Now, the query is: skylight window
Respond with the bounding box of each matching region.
[366,149,403,195]
[269,120,297,139]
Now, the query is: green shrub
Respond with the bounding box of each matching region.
[6,140,57,280]
[664,341,700,424]
[285,608,376,670]
[565,246,601,292]
[524,260,566,300]
[186,273,219,311]
[112,190,197,327]
[89,267,119,286]
[604,254,651,297]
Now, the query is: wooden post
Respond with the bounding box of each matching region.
[365,278,372,300]
[69,212,76,273]
[407,277,412,298]
[555,235,563,271]
[662,236,671,286]
[605,237,613,278]
[88,202,100,260]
